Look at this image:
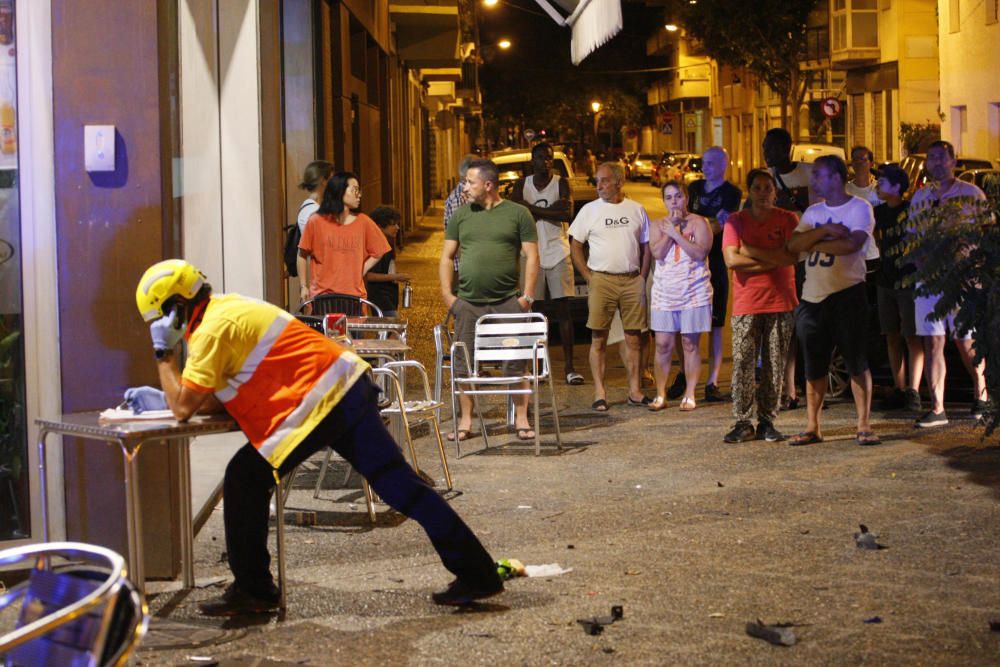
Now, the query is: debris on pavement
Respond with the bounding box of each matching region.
[854,524,887,550]
[577,605,624,635]
[745,619,797,646]
[496,559,573,579]
[526,563,573,577]
[864,616,882,624]
[989,620,1000,632]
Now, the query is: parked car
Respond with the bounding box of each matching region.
[628,153,659,180]
[680,155,704,186]
[899,153,996,199]
[491,148,598,211]
[791,143,846,163]
[651,152,693,188]
[958,168,1000,198]
[622,151,639,179]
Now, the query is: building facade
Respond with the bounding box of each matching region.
[2,0,478,567]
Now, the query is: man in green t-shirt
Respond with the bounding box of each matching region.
[439,158,539,442]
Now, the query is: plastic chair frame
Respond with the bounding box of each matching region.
[0,541,149,667]
[449,312,563,456]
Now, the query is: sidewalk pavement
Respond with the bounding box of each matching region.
[156,203,1000,665]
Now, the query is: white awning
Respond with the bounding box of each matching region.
[531,0,623,65]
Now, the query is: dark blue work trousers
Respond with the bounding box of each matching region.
[222,376,498,597]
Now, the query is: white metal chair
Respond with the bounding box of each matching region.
[0,541,149,667]
[374,360,453,490]
[433,312,456,412]
[450,312,562,456]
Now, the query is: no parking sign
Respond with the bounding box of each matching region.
[821,97,843,119]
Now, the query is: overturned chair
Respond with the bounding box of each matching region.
[0,541,149,667]
[450,312,563,456]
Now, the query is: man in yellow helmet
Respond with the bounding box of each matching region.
[129,259,503,615]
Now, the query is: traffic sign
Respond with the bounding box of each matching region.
[660,122,673,135]
[660,111,674,125]
[821,97,842,119]
[523,128,536,142]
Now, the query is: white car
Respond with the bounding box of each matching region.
[791,143,846,163]
[490,148,598,212]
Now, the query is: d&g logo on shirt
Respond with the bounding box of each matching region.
[604,216,631,226]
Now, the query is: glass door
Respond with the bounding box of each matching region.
[0,0,28,541]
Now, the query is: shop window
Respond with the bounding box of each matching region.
[0,0,28,541]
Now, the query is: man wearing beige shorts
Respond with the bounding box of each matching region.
[569,162,650,411]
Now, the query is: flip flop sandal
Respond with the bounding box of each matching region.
[566,372,585,385]
[789,431,823,447]
[679,397,697,411]
[627,395,652,407]
[648,396,668,412]
[591,399,609,412]
[516,428,536,441]
[856,431,881,446]
[446,430,470,442]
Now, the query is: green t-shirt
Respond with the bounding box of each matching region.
[445,199,537,303]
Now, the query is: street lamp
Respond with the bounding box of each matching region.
[497,38,511,50]
[591,101,603,152]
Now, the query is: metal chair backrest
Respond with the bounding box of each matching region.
[472,313,550,377]
[299,293,383,317]
[0,542,149,667]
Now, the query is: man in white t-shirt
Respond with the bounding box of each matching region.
[568,162,650,411]
[908,140,988,428]
[786,155,879,447]
[511,143,582,385]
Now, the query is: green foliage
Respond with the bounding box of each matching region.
[899,122,941,155]
[886,195,1000,435]
[680,0,819,132]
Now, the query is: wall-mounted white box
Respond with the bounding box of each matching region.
[84,124,115,172]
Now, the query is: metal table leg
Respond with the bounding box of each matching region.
[37,429,51,542]
[274,474,287,610]
[122,447,145,592]
[177,438,195,588]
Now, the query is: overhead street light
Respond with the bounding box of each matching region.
[665,23,678,32]
[498,38,512,50]
[591,101,602,113]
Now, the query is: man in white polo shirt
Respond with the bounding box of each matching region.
[569,162,650,411]
[909,140,988,427]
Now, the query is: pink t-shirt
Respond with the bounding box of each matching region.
[299,212,390,298]
[723,208,799,315]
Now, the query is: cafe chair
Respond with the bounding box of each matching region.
[450,312,562,456]
[373,360,453,491]
[298,293,383,318]
[0,541,149,667]
[432,312,456,415]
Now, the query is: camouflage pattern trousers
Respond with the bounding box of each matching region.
[731,311,795,425]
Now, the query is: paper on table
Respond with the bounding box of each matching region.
[98,408,177,422]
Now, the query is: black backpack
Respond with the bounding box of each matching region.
[283,223,301,277]
[284,201,314,277]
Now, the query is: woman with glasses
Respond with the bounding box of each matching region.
[297,171,390,303]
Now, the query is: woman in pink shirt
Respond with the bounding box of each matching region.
[297,171,390,305]
[721,169,800,443]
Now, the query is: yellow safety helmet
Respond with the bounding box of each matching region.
[135,259,206,322]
